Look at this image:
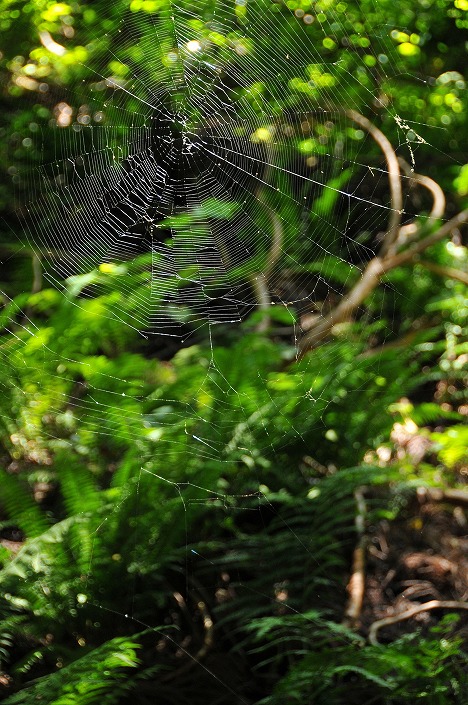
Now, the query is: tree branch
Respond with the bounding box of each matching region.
[298,205,468,356]
[346,110,403,256]
[396,158,445,247]
[401,163,445,219]
[384,207,468,270]
[298,257,385,355]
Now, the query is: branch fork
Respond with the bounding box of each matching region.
[298,111,468,357]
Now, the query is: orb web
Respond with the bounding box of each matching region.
[17,0,413,338]
[0,0,444,700]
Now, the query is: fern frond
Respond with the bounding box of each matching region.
[0,469,48,538]
[2,636,141,705]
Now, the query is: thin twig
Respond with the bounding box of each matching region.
[398,158,445,219]
[161,599,215,682]
[32,254,42,294]
[346,110,403,256]
[251,272,271,333]
[193,600,215,661]
[359,326,430,358]
[343,488,367,629]
[368,600,468,645]
[263,204,284,277]
[251,141,284,332]
[417,259,468,286]
[396,159,445,247]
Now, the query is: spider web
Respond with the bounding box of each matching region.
[1,0,440,700]
[18,0,421,336]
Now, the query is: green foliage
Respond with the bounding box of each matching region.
[431,426,468,469]
[0,165,466,701]
[0,469,48,538]
[258,618,466,704]
[0,0,467,703]
[2,636,141,705]
[0,271,465,702]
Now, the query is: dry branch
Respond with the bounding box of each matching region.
[398,157,445,217]
[252,169,284,332]
[419,487,468,506]
[396,159,445,247]
[385,207,468,270]
[298,257,385,354]
[297,109,468,357]
[298,206,468,356]
[343,489,367,629]
[32,254,42,294]
[418,260,468,286]
[346,110,403,256]
[368,599,468,645]
[411,173,446,220]
[162,597,215,682]
[251,272,272,333]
